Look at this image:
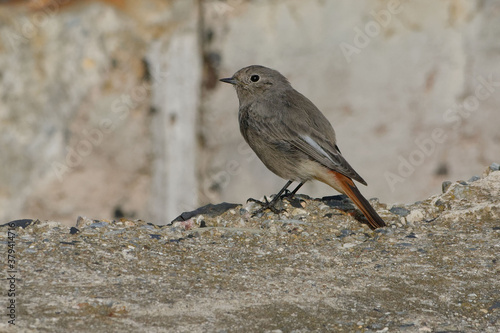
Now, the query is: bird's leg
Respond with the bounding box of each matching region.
[247,180,293,215]
[281,181,304,200]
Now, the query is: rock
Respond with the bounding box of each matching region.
[89,221,109,228]
[171,202,239,223]
[1,219,34,228]
[405,209,425,223]
[76,216,95,228]
[490,162,500,171]
[468,175,480,183]
[8,170,500,332]
[453,183,471,200]
[442,181,452,193]
[389,206,410,217]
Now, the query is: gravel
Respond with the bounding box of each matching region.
[1,168,499,332]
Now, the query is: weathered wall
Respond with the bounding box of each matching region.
[0,0,499,225]
[0,0,201,224]
[201,0,500,207]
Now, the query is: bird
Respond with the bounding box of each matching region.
[220,65,385,229]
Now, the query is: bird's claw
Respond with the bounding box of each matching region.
[247,196,284,216]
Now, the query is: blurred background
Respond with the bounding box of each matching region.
[1,0,499,225]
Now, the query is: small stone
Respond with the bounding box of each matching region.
[69,227,80,235]
[468,175,480,183]
[89,221,109,228]
[399,217,407,225]
[490,162,500,171]
[441,181,452,193]
[319,204,330,210]
[453,184,471,200]
[291,208,307,216]
[406,210,424,223]
[389,206,410,217]
[76,216,94,228]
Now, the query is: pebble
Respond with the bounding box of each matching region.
[318,204,330,211]
[405,209,424,223]
[490,162,500,171]
[468,175,480,183]
[399,217,407,225]
[453,184,471,200]
[441,181,452,193]
[76,216,94,228]
[389,206,410,217]
[89,221,109,228]
[291,208,307,216]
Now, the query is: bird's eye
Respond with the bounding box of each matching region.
[250,75,260,82]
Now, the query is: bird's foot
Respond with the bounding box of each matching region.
[280,189,292,199]
[247,196,284,216]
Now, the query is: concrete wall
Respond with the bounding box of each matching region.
[0,0,499,224]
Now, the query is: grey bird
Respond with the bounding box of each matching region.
[220,65,385,229]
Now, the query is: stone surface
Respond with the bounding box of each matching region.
[1,170,499,332]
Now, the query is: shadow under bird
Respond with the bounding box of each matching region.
[220,65,385,229]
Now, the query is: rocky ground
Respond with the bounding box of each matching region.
[1,166,499,332]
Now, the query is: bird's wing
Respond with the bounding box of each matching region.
[253,90,367,185]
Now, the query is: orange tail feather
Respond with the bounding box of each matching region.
[321,171,386,229]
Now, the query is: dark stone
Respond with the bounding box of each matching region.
[488,301,500,310]
[321,195,351,209]
[1,219,34,228]
[442,181,452,193]
[389,206,410,217]
[321,194,347,202]
[406,232,417,238]
[468,175,480,183]
[150,234,161,240]
[170,202,239,224]
[60,241,78,245]
[69,227,80,235]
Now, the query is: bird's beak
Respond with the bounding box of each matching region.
[219,77,237,85]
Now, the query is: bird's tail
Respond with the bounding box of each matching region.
[319,170,386,229]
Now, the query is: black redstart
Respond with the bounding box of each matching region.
[220,65,385,229]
